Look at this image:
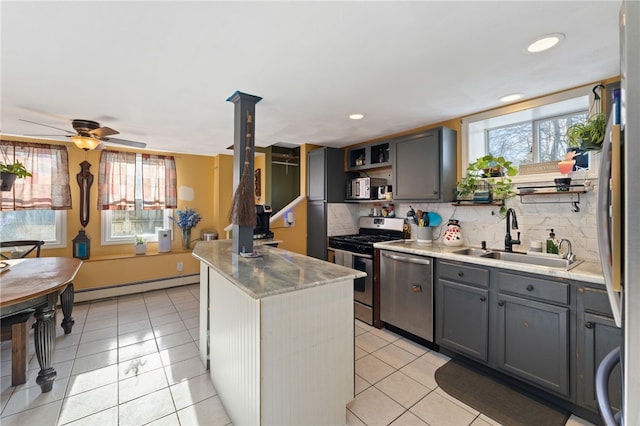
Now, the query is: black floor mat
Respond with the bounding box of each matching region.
[435,359,570,426]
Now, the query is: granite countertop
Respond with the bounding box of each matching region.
[374,240,605,285]
[192,239,366,299]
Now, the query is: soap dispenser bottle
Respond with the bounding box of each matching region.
[546,229,559,254]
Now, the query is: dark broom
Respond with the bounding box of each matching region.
[229,112,257,227]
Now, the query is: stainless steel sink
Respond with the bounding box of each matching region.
[482,251,583,270]
[452,247,493,256]
[453,247,583,270]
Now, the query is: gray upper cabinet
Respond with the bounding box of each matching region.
[307,147,346,202]
[391,126,457,202]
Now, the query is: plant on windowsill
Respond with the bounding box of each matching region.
[456,155,518,214]
[134,235,147,255]
[0,161,32,191]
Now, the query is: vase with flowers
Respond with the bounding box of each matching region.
[170,208,202,250]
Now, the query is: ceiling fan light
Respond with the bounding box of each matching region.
[71,135,100,151]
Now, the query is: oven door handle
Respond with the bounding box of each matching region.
[381,251,431,265]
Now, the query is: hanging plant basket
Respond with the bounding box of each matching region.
[0,172,17,191]
[0,161,31,191]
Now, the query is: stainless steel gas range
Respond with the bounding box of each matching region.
[328,217,405,326]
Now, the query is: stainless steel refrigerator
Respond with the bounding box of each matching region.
[596,1,640,424]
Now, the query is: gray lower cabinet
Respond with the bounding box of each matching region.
[436,261,490,362]
[495,271,571,398]
[436,260,575,401]
[496,293,570,398]
[435,258,620,415]
[577,285,623,412]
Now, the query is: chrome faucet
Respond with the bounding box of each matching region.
[504,208,521,252]
[558,239,575,263]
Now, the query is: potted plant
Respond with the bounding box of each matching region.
[134,235,147,255]
[456,155,518,207]
[0,161,32,191]
[566,113,606,151]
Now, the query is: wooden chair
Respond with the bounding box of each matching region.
[0,240,44,386]
[0,240,45,259]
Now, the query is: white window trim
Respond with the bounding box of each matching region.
[100,210,174,245]
[45,210,67,249]
[461,84,601,185]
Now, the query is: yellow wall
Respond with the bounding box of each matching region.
[1,135,218,291]
[213,154,234,237]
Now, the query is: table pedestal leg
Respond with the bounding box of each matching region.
[60,284,75,334]
[34,305,57,393]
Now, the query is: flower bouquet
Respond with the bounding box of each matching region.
[170,208,202,249]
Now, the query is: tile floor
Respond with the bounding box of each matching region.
[1,284,597,426]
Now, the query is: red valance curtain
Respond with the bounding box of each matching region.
[98,150,177,210]
[98,150,136,210]
[1,140,72,210]
[142,154,177,210]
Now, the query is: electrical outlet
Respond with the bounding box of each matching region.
[284,210,295,227]
[177,262,184,272]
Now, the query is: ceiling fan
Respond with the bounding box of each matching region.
[19,118,147,150]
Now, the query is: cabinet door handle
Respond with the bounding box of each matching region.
[585,321,594,329]
[526,284,534,292]
[480,296,486,302]
[498,300,505,306]
[457,271,464,277]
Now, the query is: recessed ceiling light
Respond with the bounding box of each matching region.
[500,93,523,103]
[349,113,365,120]
[527,33,565,53]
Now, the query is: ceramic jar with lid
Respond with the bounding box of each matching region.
[442,219,464,246]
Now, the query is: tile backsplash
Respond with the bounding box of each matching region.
[327,188,600,262]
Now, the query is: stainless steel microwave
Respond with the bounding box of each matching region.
[346,177,387,200]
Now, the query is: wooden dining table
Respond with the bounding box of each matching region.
[0,257,82,393]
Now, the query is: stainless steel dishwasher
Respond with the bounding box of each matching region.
[380,250,434,342]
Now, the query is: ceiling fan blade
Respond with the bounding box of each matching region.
[19,118,74,134]
[24,133,69,137]
[90,126,119,138]
[102,137,147,149]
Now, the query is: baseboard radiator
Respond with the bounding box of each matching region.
[74,274,199,303]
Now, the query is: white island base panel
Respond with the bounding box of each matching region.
[207,267,354,425]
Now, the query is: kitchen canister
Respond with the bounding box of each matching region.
[442,219,464,246]
[416,226,433,245]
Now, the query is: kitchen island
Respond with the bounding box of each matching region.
[192,240,365,426]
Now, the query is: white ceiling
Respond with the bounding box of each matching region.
[0,1,621,157]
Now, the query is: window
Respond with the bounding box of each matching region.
[0,141,71,248]
[463,85,598,182]
[0,210,67,248]
[100,152,177,245]
[485,111,588,169]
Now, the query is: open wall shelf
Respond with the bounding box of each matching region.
[517,185,588,212]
